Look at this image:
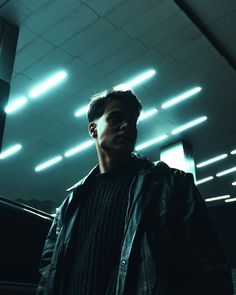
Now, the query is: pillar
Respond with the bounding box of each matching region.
[0,17,19,151]
[160,140,196,180]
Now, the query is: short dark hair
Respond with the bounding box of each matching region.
[87,90,142,123]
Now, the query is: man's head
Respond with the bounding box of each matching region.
[88,90,142,158]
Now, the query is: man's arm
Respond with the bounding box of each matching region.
[35,190,74,295]
[36,208,62,295]
[179,172,233,295]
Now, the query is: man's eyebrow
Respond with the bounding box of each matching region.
[107,110,124,116]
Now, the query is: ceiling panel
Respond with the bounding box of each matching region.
[42,4,99,46]
[23,0,80,34]
[13,36,54,73]
[0,0,235,212]
[60,18,116,57]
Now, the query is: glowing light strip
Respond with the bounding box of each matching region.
[135,134,168,151]
[64,140,94,157]
[231,149,236,155]
[225,198,236,203]
[196,154,228,168]
[172,116,207,135]
[216,167,236,177]
[138,108,158,121]
[35,156,63,172]
[75,105,90,117]
[29,71,67,98]
[0,144,22,159]
[195,176,214,185]
[205,195,230,202]
[161,86,202,109]
[113,69,156,91]
[232,181,236,186]
[5,97,27,113]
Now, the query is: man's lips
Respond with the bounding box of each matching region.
[116,133,133,141]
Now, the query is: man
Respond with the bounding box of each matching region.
[37,90,233,295]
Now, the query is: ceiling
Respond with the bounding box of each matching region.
[0,0,235,213]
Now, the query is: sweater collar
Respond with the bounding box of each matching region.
[66,153,166,192]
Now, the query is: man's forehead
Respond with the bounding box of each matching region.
[104,99,137,115]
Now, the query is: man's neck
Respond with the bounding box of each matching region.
[97,151,132,174]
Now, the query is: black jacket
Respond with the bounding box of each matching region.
[37,154,233,295]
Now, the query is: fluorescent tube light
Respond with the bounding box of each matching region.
[231,149,236,155]
[29,71,67,98]
[225,198,236,203]
[196,154,228,168]
[205,195,230,202]
[138,108,158,121]
[161,86,202,109]
[5,97,27,113]
[135,134,168,151]
[171,116,207,135]
[195,176,214,185]
[113,69,156,91]
[64,140,94,157]
[216,167,236,177]
[35,156,63,172]
[232,181,236,186]
[0,144,22,159]
[75,105,89,117]
[74,91,108,118]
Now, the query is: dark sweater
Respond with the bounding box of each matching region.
[63,159,138,294]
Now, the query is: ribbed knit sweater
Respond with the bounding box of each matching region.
[63,159,137,295]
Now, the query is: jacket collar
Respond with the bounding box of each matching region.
[66,153,168,192]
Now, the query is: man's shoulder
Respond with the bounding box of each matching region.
[150,160,194,182]
[66,164,100,192]
[66,176,87,192]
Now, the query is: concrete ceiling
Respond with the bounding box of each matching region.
[0,0,235,213]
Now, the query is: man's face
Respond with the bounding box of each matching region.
[90,99,139,156]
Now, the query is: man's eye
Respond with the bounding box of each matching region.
[109,116,120,122]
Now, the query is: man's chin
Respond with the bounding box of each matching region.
[112,145,134,156]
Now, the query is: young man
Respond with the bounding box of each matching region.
[37,90,233,295]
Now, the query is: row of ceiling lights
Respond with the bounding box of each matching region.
[2,68,235,201]
[196,149,236,185]
[2,68,206,164]
[205,195,236,203]
[196,150,236,203]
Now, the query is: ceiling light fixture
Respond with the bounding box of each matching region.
[231,149,236,155]
[232,181,236,186]
[29,70,67,98]
[195,176,214,185]
[196,154,228,168]
[75,105,90,117]
[135,134,168,151]
[5,97,28,114]
[216,167,236,177]
[171,116,207,135]
[35,156,63,172]
[113,69,156,91]
[161,86,202,109]
[225,198,236,203]
[205,195,230,202]
[0,144,22,159]
[74,91,108,117]
[64,140,94,157]
[138,108,158,121]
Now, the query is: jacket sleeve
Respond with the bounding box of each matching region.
[36,195,69,295]
[176,172,233,295]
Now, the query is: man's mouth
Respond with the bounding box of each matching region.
[116,133,133,142]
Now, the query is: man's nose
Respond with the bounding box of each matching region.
[120,119,129,129]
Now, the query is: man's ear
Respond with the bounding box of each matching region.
[88,122,97,138]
